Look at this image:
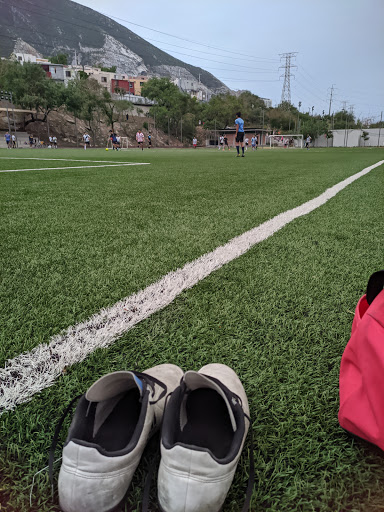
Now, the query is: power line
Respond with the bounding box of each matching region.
[140,37,279,65]
[97,11,280,63]
[0,31,281,77]
[3,0,279,66]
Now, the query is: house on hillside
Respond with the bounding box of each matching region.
[172,77,211,102]
[13,53,76,85]
[126,76,149,96]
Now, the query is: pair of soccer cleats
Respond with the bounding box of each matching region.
[53,363,253,512]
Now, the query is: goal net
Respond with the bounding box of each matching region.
[267,134,303,148]
[108,137,129,149]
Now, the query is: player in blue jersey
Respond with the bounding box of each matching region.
[235,112,245,157]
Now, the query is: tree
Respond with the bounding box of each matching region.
[49,54,69,65]
[332,110,356,130]
[99,88,133,130]
[98,65,117,73]
[141,77,200,140]
[361,131,370,146]
[0,60,66,126]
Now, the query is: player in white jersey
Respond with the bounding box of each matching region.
[83,133,91,150]
[219,135,224,150]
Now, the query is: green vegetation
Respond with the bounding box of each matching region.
[141,77,200,140]
[49,53,69,65]
[98,65,117,73]
[0,58,369,142]
[0,60,67,125]
[0,148,384,511]
[0,60,133,135]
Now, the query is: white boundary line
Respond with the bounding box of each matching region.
[0,157,139,164]
[0,160,383,412]
[0,163,150,173]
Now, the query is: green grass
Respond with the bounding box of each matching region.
[1,147,384,511]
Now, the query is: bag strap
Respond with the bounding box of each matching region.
[366,270,384,305]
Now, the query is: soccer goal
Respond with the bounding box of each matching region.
[268,134,303,149]
[108,137,129,149]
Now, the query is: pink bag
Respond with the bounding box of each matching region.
[339,271,384,449]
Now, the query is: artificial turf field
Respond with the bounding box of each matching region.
[0,147,384,511]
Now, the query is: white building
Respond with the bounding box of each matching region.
[261,98,272,108]
[172,77,211,102]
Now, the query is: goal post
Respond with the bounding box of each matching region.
[268,134,303,149]
[108,137,129,149]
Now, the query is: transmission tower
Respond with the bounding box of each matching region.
[279,52,297,108]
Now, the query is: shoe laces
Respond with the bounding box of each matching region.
[48,371,167,503]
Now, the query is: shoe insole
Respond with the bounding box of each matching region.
[92,389,141,451]
[178,389,234,459]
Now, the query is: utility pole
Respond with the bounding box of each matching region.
[328,84,336,116]
[342,102,348,147]
[181,116,183,144]
[214,119,217,145]
[168,117,170,145]
[378,111,383,147]
[311,106,314,116]
[297,101,301,134]
[345,105,354,146]
[154,112,156,148]
[279,52,297,109]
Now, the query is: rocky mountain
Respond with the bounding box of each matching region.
[0,0,229,94]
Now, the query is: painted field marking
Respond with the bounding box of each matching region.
[0,163,150,173]
[0,157,142,164]
[0,160,383,412]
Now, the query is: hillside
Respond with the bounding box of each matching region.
[0,0,229,94]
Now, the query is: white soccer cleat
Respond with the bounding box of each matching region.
[158,363,251,512]
[58,364,183,512]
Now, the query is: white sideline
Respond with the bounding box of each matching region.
[0,160,383,412]
[0,157,142,164]
[0,163,150,173]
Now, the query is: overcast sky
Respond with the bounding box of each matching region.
[76,0,384,122]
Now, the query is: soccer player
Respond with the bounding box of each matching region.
[305,134,311,150]
[11,134,16,148]
[244,137,249,151]
[29,134,34,148]
[251,135,257,151]
[219,135,224,150]
[136,130,144,150]
[223,136,230,151]
[111,132,118,150]
[53,136,58,148]
[235,112,245,157]
[192,137,197,148]
[4,131,11,148]
[83,132,91,150]
[148,134,152,148]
